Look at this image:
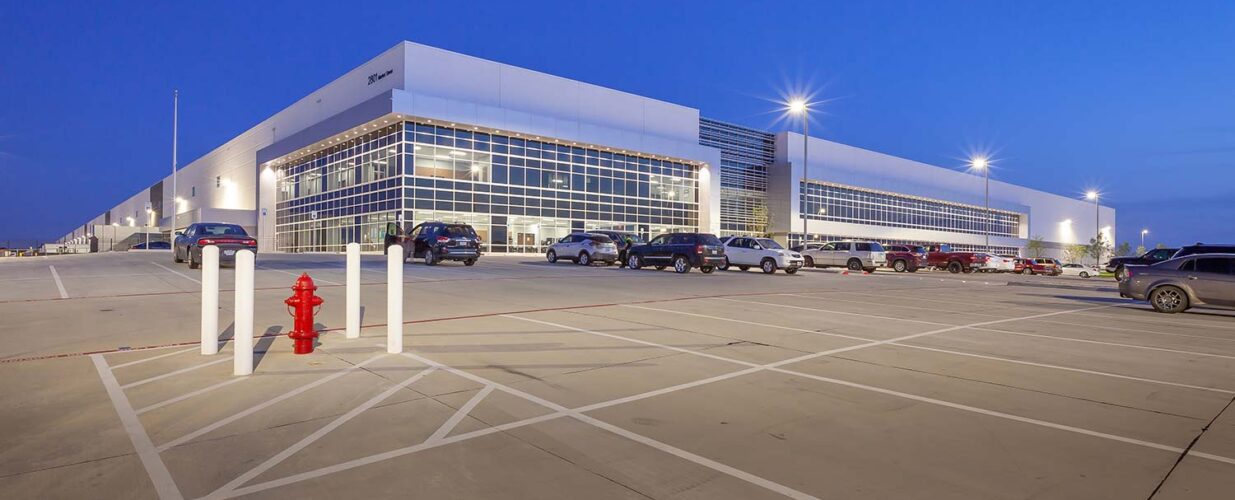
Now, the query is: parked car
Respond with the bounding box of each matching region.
[1119,254,1235,313]
[626,233,726,274]
[589,230,646,268]
[387,222,481,266]
[1107,247,1179,281]
[883,246,924,273]
[924,244,989,274]
[718,236,804,274]
[132,241,171,250]
[982,254,1017,273]
[1172,243,1235,259]
[1060,263,1101,278]
[173,223,257,269]
[1025,258,1062,276]
[1006,256,1029,274]
[546,233,619,266]
[799,241,886,273]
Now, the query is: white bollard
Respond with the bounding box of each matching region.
[386,244,403,353]
[346,242,361,339]
[201,245,220,355]
[234,249,255,376]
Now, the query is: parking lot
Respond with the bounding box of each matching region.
[2,251,1234,499]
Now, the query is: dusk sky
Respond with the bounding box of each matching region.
[2,1,1232,248]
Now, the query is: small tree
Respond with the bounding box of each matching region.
[1088,233,1112,266]
[1065,244,1089,264]
[1135,245,1147,255]
[1114,242,1132,257]
[1156,243,1166,249]
[1027,235,1046,258]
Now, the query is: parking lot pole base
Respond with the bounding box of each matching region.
[346,242,360,339]
[387,244,403,354]
[234,250,255,376]
[200,245,219,355]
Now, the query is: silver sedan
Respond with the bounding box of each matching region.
[1119,254,1235,313]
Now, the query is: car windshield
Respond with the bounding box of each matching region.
[199,224,247,236]
[756,238,783,250]
[869,242,885,252]
[911,246,926,253]
[697,234,722,246]
[443,225,476,237]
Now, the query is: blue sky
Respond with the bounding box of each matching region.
[2,1,1232,248]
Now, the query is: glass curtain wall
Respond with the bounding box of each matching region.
[274,121,701,253]
[799,181,1022,238]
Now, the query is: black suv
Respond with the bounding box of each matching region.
[1173,243,1235,259]
[588,230,647,268]
[386,222,481,266]
[1107,247,1178,281]
[625,233,726,274]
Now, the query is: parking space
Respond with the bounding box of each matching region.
[2,252,1234,498]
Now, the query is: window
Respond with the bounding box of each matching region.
[1151,249,1175,260]
[1194,258,1233,275]
[648,235,668,246]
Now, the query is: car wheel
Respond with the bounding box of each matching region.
[738,265,750,271]
[717,257,730,271]
[577,252,590,266]
[627,255,643,270]
[907,267,918,273]
[1115,266,1127,282]
[893,260,907,272]
[424,252,438,266]
[546,250,557,263]
[761,258,777,274]
[947,261,962,274]
[847,259,863,271]
[1080,271,1090,278]
[464,258,476,266]
[701,266,715,274]
[804,256,815,268]
[173,247,184,263]
[863,267,877,273]
[188,248,200,269]
[1150,286,1189,314]
[785,267,799,274]
[673,256,691,274]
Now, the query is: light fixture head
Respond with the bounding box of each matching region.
[970,157,988,170]
[1085,190,1099,201]
[788,99,808,115]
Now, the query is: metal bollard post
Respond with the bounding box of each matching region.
[234,249,255,375]
[346,242,360,339]
[201,245,220,355]
[387,244,403,353]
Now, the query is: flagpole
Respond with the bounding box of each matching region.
[171,89,179,223]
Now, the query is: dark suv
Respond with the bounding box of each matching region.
[1173,243,1235,259]
[589,230,647,268]
[626,233,726,274]
[386,222,481,266]
[1107,247,1178,281]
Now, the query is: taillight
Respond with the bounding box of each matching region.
[695,244,705,254]
[1125,268,1134,278]
[436,236,450,243]
[243,239,257,246]
[199,238,216,245]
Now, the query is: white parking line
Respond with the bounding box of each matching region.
[209,366,437,497]
[256,265,341,285]
[49,265,68,298]
[157,354,387,452]
[91,355,183,500]
[970,327,1235,361]
[426,385,494,443]
[110,347,199,370]
[622,304,876,343]
[120,357,231,389]
[513,310,1235,466]
[151,262,200,284]
[136,377,247,415]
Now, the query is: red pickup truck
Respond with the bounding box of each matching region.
[883,245,926,273]
[924,244,989,274]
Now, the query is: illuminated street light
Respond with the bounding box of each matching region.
[970,156,991,252]
[786,98,811,244]
[1085,190,1101,265]
[1141,228,1149,249]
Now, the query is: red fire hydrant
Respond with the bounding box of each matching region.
[285,273,323,354]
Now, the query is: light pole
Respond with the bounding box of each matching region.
[788,99,809,245]
[1086,190,1100,265]
[971,157,990,252]
[1140,228,1148,250]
